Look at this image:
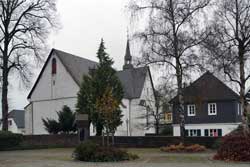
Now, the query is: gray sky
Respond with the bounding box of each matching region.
[7,0,131,113]
[3,0,244,116]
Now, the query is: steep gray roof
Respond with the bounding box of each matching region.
[117,67,149,99]
[170,71,240,103]
[55,49,97,85]
[9,110,25,129]
[28,49,151,99]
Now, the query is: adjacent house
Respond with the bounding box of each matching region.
[170,72,241,137]
[25,40,156,136]
[0,110,25,134]
[245,87,250,102]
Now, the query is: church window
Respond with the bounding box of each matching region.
[52,58,57,74]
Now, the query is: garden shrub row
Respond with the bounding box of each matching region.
[0,131,23,150]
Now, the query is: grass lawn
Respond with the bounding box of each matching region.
[0,148,249,167]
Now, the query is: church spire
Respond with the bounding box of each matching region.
[123,39,134,70]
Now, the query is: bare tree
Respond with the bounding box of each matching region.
[0,0,58,131]
[129,0,210,140]
[138,91,166,135]
[202,0,250,134]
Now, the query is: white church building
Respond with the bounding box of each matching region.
[24,41,156,136]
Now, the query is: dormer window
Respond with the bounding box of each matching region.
[52,58,57,74]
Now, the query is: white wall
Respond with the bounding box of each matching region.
[173,123,240,136]
[0,118,23,134]
[30,52,79,102]
[32,98,77,134]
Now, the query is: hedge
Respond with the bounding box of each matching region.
[0,131,23,150]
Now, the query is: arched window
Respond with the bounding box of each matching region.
[52,58,57,74]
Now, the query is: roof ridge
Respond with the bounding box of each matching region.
[53,48,98,64]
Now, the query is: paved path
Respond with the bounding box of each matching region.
[0,148,249,167]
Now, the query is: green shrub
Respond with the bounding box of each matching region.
[160,125,173,136]
[73,141,138,162]
[0,131,23,150]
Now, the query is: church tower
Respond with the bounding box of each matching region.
[123,40,134,70]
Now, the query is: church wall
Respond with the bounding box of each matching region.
[32,97,77,134]
[30,52,79,102]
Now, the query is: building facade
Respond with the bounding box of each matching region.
[171,72,241,137]
[0,110,25,134]
[25,41,156,136]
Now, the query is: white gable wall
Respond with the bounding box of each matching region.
[112,70,156,136]
[27,52,80,134]
[30,52,79,102]
[0,118,24,134]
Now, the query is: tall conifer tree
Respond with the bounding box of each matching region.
[76,39,124,136]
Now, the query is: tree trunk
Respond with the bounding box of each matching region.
[177,70,185,141]
[239,47,250,135]
[102,130,105,146]
[1,71,9,131]
[1,41,9,131]
[96,122,103,136]
[106,129,109,147]
[176,59,185,141]
[111,132,114,146]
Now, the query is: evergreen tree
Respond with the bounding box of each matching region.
[76,39,124,136]
[42,105,77,134]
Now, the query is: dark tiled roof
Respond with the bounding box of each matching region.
[117,67,148,99]
[9,110,25,128]
[170,71,240,103]
[55,49,97,85]
[28,49,150,99]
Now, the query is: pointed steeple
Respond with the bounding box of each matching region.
[123,39,134,70]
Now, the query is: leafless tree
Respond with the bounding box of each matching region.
[202,0,250,134]
[129,0,210,140]
[0,0,58,131]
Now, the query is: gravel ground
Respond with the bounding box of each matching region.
[0,148,249,167]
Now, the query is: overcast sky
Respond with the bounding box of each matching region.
[7,0,132,113]
[2,0,244,116]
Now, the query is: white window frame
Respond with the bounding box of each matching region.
[209,129,218,137]
[189,129,198,137]
[187,104,196,116]
[208,103,217,115]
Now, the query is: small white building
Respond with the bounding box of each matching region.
[0,110,25,134]
[25,41,156,136]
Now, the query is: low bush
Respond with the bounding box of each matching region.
[160,125,173,136]
[0,131,23,150]
[214,131,250,162]
[160,143,206,153]
[73,141,139,162]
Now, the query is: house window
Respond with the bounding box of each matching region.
[204,129,222,137]
[208,103,217,115]
[165,113,172,123]
[185,129,201,137]
[52,58,57,74]
[187,104,196,116]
